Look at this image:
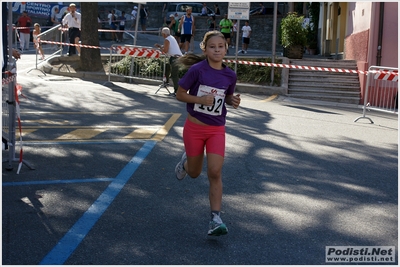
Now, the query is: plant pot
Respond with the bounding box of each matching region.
[284,45,303,59]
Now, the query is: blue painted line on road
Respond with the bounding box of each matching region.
[39,140,156,265]
[2,178,114,187]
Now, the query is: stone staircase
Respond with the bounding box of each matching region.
[287,58,361,105]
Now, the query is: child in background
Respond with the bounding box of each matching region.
[118,11,126,42]
[32,23,45,60]
[175,31,241,236]
[239,20,251,54]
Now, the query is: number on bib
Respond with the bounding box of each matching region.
[193,85,225,116]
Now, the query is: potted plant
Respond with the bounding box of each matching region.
[280,12,307,59]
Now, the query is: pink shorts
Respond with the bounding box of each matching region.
[183,119,225,157]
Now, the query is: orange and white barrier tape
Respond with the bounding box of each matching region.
[39,40,111,50]
[14,83,24,174]
[223,59,369,75]
[2,73,17,86]
[115,46,162,58]
[374,70,398,82]
[39,40,162,58]
[223,59,400,78]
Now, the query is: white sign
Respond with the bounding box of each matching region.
[228,9,249,20]
[228,2,250,20]
[229,2,250,8]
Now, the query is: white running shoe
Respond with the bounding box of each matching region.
[175,152,187,180]
[208,213,228,236]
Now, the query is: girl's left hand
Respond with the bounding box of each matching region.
[231,94,241,109]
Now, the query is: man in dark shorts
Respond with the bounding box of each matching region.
[169,14,181,48]
[178,7,195,54]
[219,13,232,53]
[62,3,81,56]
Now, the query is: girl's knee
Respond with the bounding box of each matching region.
[187,169,201,179]
[207,168,222,181]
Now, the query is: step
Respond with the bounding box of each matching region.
[289,71,359,77]
[288,88,360,96]
[287,94,360,104]
[288,83,360,91]
[283,96,361,109]
[289,78,360,85]
[287,58,361,105]
[290,59,357,67]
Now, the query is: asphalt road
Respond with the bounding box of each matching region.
[2,50,398,264]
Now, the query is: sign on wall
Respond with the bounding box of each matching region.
[228,2,250,20]
[11,2,71,18]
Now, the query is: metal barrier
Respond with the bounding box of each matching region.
[2,59,34,173]
[27,24,64,74]
[355,66,398,123]
[107,44,171,94]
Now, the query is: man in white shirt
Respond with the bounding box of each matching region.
[239,20,251,54]
[131,6,138,29]
[62,3,81,56]
[154,27,183,95]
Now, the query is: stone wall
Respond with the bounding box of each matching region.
[99,2,284,52]
[193,15,283,52]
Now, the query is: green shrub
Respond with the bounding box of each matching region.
[109,56,282,86]
[109,56,164,77]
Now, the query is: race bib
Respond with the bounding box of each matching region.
[193,85,225,116]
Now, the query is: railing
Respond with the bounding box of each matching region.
[2,58,34,173]
[107,44,171,94]
[354,66,398,123]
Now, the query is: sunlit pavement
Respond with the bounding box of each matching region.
[2,36,398,265]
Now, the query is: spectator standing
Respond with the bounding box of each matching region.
[51,7,60,25]
[108,10,118,42]
[17,11,32,51]
[131,6,138,29]
[32,23,44,60]
[168,14,177,36]
[61,10,69,44]
[219,13,232,53]
[154,27,183,95]
[178,7,195,54]
[207,16,216,31]
[231,19,237,48]
[118,11,126,42]
[201,3,208,16]
[174,30,241,236]
[239,20,251,54]
[62,3,81,56]
[49,7,61,49]
[2,2,21,74]
[139,5,149,32]
[214,4,220,15]
[169,14,182,48]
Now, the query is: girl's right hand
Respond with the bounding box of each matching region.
[201,95,214,106]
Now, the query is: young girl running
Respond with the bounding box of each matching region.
[33,23,45,60]
[175,31,241,236]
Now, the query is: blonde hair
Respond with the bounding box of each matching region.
[199,31,228,51]
[177,31,228,68]
[34,23,40,27]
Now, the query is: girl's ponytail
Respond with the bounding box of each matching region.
[176,54,206,69]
